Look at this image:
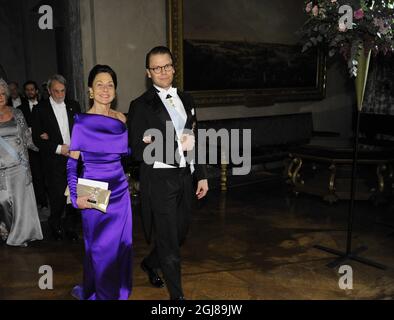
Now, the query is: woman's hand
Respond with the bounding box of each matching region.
[76,195,93,210]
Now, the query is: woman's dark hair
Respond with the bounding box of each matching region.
[88,64,118,89]
[145,46,174,69]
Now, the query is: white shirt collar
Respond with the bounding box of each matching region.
[154,85,177,99]
[50,96,66,108]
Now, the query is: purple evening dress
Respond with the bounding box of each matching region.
[67,113,132,300]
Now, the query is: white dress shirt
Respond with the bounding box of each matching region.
[28,99,38,112]
[154,85,187,121]
[153,85,188,168]
[12,97,22,108]
[49,96,71,155]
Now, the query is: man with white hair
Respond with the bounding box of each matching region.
[32,74,81,242]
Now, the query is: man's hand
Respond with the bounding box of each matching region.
[196,179,209,200]
[40,132,49,140]
[61,144,70,157]
[181,134,195,152]
[143,135,152,144]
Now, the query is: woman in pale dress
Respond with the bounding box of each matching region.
[0,78,43,247]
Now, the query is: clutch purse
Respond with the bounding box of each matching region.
[65,179,111,213]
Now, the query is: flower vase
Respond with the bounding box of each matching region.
[355,47,372,111]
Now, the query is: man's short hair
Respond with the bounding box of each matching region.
[23,80,38,91]
[47,74,67,89]
[145,46,174,69]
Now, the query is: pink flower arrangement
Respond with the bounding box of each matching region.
[338,22,347,32]
[301,0,394,77]
[306,2,312,13]
[354,9,364,20]
[312,5,319,16]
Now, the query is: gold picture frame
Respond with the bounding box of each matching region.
[167,0,327,108]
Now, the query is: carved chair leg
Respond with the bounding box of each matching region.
[377,164,387,193]
[324,163,338,204]
[372,164,388,205]
[286,157,304,197]
[291,157,304,187]
[286,156,296,184]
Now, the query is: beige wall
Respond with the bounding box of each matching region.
[80,0,166,111]
[80,0,353,137]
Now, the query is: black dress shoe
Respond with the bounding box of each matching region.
[171,296,186,300]
[65,231,79,242]
[141,260,165,288]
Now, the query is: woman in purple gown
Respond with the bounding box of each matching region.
[66,65,132,300]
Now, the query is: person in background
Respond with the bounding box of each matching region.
[7,81,26,108]
[32,74,80,242]
[41,82,50,101]
[18,81,48,210]
[0,78,43,247]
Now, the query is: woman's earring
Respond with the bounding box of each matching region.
[89,92,94,99]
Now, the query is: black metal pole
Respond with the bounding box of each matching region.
[346,108,361,255]
[313,105,387,270]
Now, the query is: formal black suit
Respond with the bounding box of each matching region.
[18,100,47,207]
[8,97,27,109]
[127,86,207,299]
[32,98,81,235]
[17,100,36,127]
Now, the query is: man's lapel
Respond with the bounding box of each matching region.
[46,100,63,139]
[177,91,194,129]
[149,87,174,128]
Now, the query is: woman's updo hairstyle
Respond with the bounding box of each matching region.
[88,64,118,89]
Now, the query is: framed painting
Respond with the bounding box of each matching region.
[167,0,327,107]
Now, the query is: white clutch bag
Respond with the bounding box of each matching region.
[65,179,111,213]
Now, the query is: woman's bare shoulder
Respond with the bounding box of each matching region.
[113,110,127,123]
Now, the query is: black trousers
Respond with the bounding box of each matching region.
[46,161,78,232]
[29,150,47,207]
[144,167,193,299]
